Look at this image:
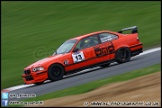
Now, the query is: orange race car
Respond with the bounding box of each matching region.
[22,26,143,85]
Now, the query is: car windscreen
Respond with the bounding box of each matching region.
[55,39,77,54]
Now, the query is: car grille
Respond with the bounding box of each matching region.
[24,70,31,74]
[24,75,33,81]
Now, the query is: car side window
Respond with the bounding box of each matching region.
[75,35,99,50]
[99,33,118,43]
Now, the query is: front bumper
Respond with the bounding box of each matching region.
[22,71,48,84]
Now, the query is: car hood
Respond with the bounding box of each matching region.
[25,54,63,69]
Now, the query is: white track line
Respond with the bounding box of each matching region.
[1,47,161,93]
[1,85,34,93]
[136,47,161,57]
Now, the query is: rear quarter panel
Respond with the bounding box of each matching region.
[112,33,140,51]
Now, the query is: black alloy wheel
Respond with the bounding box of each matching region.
[115,47,131,64]
[48,64,64,81]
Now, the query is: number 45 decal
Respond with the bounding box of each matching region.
[72,51,85,63]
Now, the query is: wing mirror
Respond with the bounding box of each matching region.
[73,48,79,52]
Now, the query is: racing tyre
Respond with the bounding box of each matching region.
[115,47,131,64]
[100,63,110,68]
[48,64,64,81]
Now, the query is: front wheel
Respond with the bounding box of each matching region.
[115,47,131,64]
[48,64,64,81]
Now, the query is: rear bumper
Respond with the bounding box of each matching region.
[131,48,143,56]
[22,71,48,84]
[130,43,143,56]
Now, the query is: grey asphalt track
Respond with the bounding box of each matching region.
[9,50,161,101]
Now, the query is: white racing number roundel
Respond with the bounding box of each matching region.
[72,51,85,63]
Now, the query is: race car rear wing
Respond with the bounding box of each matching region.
[118,26,137,34]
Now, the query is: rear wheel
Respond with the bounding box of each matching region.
[48,64,64,81]
[115,47,131,64]
[100,63,110,68]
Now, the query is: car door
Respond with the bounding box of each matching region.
[71,35,100,69]
[94,32,116,61]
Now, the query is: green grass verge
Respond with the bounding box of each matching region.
[2,1,161,89]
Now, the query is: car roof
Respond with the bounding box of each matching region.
[70,30,118,41]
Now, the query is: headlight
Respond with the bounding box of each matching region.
[32,67,44,72]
